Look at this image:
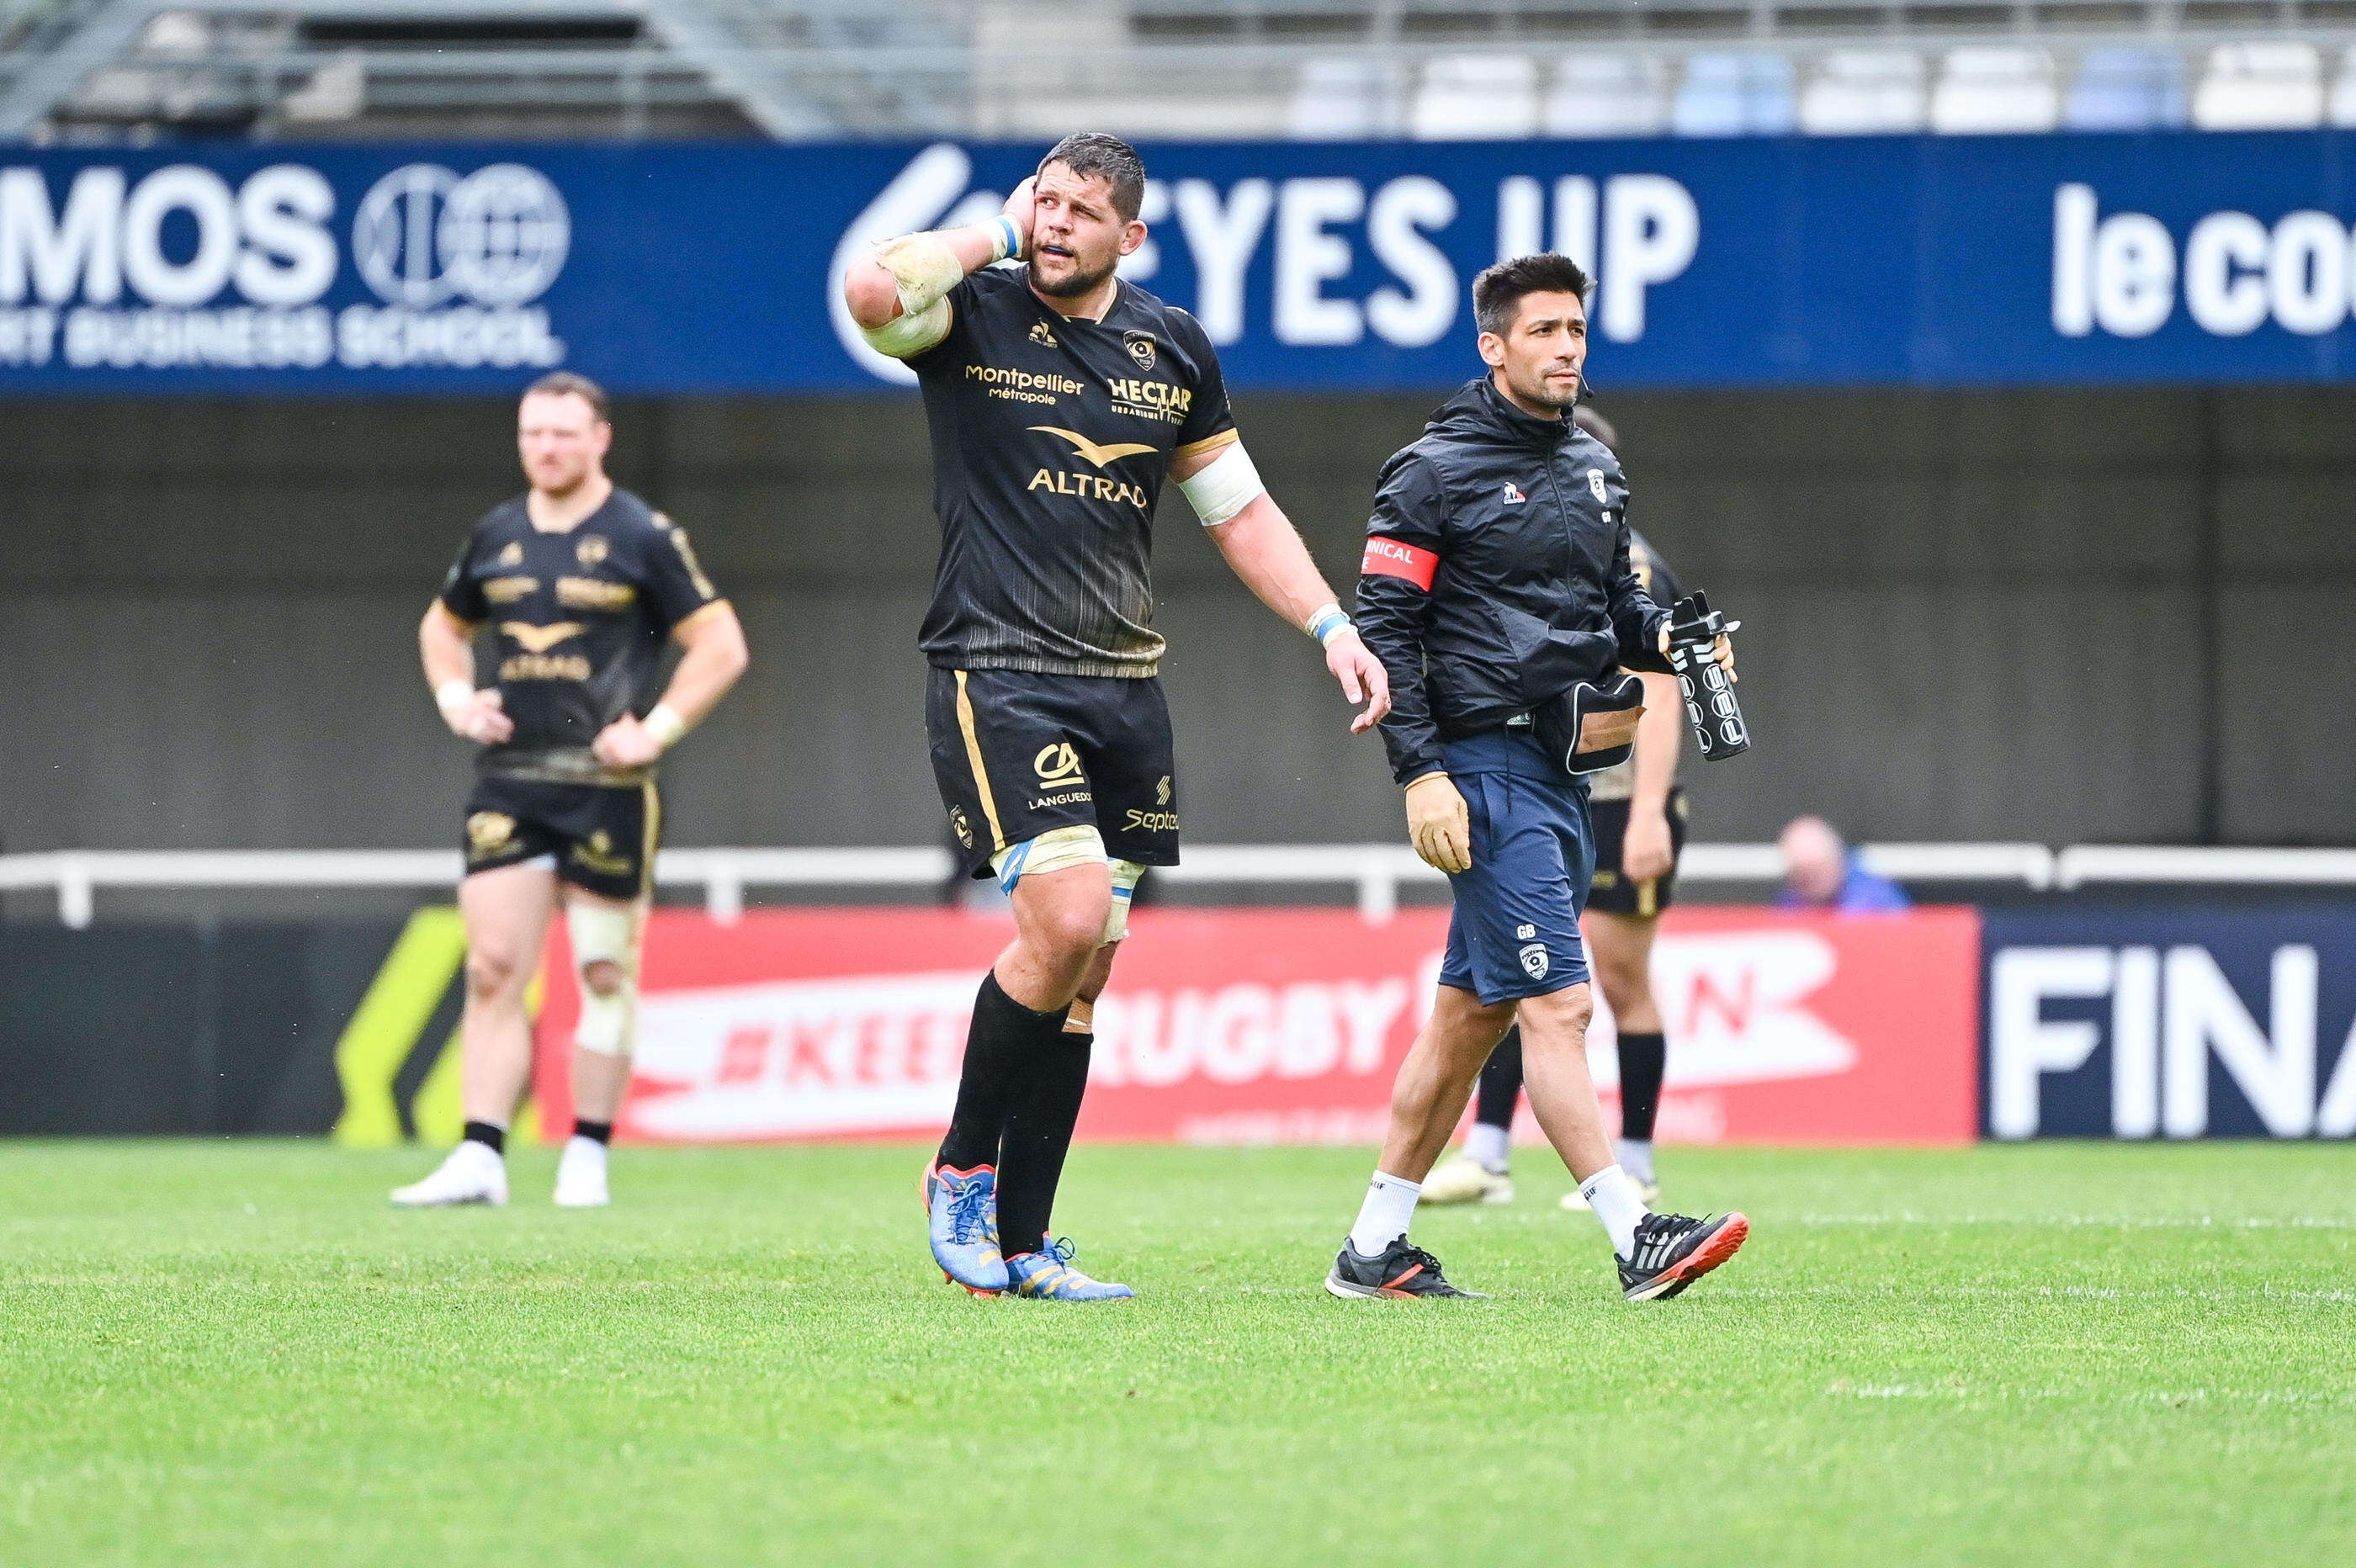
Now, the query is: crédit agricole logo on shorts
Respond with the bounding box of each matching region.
[0,159,570,373]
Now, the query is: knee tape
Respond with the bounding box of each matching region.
[990,824,1106,894]
[565,901,641,1057]
[1103,860,1147,945]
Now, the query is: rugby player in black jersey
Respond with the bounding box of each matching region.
[843,132,1389,1300]
[393,373,748,1210]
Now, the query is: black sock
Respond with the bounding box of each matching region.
[937,971,1065,1173]
[1475,1027,1525,1130]
[572,1120,613,1146]
[1617,1030,1667,1142]
[462,1120,506,1157]
[998,1025,1093,1261]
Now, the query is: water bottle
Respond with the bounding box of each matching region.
[1668,592,1750,761]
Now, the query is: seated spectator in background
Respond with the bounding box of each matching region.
[1776,815,1910,913]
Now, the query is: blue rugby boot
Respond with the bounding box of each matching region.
[925,1161,1007,1295]
[1004,1237,1135,1302]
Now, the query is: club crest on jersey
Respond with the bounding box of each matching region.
[1029,321,1058,348]
[1520,943,1550,980]
[1588,469,1607,502]
[496,542,524,567]
[1123,331,1156,370]
[1501,482,1526,505]
[576,535,609,568]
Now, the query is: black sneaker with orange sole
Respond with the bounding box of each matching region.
[1618,1211,1749,1300]
[1324,1237,1488,1300]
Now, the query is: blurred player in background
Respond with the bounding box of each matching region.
[1419,404,1686,1210]
[394,373,748,1210]
[844,132,1388,1300]
[1779,815,1911,912]
[1328,255,1746,1302]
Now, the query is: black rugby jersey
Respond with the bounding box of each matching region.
[438,488,723,785]
[908,264,1239,678]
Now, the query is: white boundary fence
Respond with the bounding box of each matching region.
[4,843,2354,929]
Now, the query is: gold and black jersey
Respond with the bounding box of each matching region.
[908,265,1239,679]
[437,488,725,786]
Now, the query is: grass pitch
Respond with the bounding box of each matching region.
[3,1141,2350,1566]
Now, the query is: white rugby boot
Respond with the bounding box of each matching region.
[390,1140,507,1207]
[1419,1153,1514,1206]
[552,1136,611,1208]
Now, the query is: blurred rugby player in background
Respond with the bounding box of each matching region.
[394,373,747,1210]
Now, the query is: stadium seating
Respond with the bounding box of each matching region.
[2062,48,2188,131]
[2329,45,2356,127]
[6,2,2356,141]
[2191,42,2327,130]
[1409,53,1541,139]
[1541,52,1671,139]
[1799,50,1929,135]
[1287,56,1404,139]
[1671,51,1797,137]
[1929,46,2061,135]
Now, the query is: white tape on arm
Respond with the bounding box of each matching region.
[1175,441,1266,527]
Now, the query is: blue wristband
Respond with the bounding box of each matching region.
[1307,607,1352,645]
[989,214,1022,262]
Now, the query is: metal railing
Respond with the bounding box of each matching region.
[5,842,2352,929]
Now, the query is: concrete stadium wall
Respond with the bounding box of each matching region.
[3,386,2348,857]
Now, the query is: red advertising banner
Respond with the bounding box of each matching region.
[534,905,1981,1147]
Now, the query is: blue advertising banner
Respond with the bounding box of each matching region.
[1982,908,2356,1140]
[3,132,2355,395]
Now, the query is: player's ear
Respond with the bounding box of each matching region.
[1477,331,1507,369]
[1118,219,1147,257]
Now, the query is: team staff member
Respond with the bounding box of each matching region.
[845,132,1388,1300]
[1421,405,1687,1210]
[1324,255,1748,1303]
[394,373,748,1210]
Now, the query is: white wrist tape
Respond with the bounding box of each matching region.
[643,703,687,750]
[1175,441,1266,527]
[566,901,642,1057]
[435,678,475,723]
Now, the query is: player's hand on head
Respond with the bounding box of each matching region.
[1405,773,1472,874]
[1324,631,1392,734]
[1624,808,1674,882]
[592,713,664,769]
[1001,177,1037,256]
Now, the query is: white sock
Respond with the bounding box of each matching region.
[1579,1163,1652,1259]
[1615,1137,1654,1182]
[1348,1171,1422,1257]
[1465,1122,1510,1173]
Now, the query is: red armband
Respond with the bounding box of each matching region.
[1361,536,1438,591]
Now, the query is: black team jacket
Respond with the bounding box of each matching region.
[1354,376,1669,787]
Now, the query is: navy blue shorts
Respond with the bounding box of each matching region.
[1435,728,1595,1006]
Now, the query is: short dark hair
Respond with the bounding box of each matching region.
[1037,132,1147,224]
[1472,253,1591,339]
[1572,403,1618,450]
[523,371,608,423]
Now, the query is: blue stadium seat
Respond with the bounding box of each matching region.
[1671,51,1796,137]
[2063,49,2189,131]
